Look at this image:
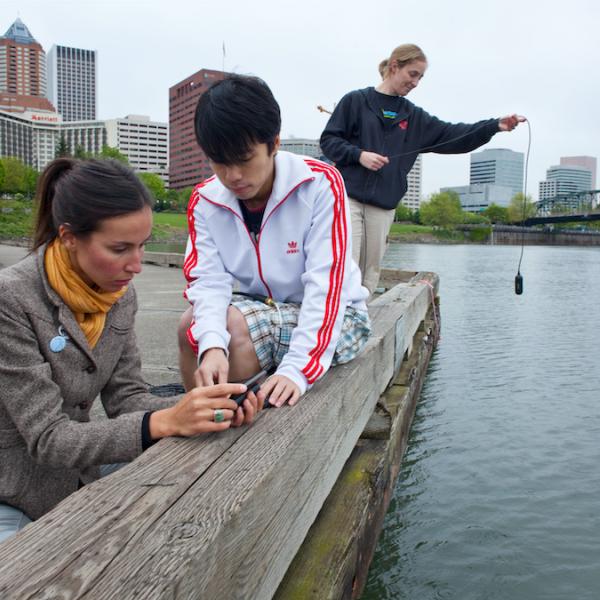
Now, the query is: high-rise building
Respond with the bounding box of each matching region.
[169,68,227,190]
[469,148,524,198]
[441,183,514,212]
[59,119,107,158]
[280,138,322,159]
[560,156,596,189]
[401,156,422,211]
[0,18,55,114]
[1,109,167,178]
[0,18,46,97]
[47,45,97,121]
[0,108,63,169]
[105,115,168,183]
[539,164,592,201]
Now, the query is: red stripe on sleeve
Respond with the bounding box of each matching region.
[301,160,348,383]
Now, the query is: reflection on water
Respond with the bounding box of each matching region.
[363,244,600,600]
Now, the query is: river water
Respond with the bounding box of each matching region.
[363,243,600,600]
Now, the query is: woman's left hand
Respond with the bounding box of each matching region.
[498,114,526,132]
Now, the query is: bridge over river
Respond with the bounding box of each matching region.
[523,189,600,226]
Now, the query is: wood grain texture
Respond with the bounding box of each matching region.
[276,303,440,599]
[0,271,439,600]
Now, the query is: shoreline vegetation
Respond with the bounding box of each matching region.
[2,198,600,249]
[3,153,599,248]
[0,198,444,246]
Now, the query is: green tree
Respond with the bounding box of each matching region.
[55,136,71,158]
[138,172,167,203]
[462,211,489,224]
[159,188,179,212]
[23,166,39,199]
[0,157,27,193]
[507,193,536,223]
[173,187,194,212]
[0,159,5,191]
[482,203,509,224]
[394,202,413,222]
[74,144,91,159]
[99,145,129,164]
[419,191,463,228]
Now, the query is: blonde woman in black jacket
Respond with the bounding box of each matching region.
[320,43,524,294]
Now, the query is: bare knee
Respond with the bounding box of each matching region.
[227,306,260,380]
[178,306,194,351]
[227,306,250,350]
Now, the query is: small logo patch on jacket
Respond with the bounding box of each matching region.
[399,119,409,130]
[286,241,300,254]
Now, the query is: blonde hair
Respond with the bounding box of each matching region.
[379,44,427,79]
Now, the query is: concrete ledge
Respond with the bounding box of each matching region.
[143,251,184,268]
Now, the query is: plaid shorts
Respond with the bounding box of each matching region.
[231,295,371,372]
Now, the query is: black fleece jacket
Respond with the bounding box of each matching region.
[320,87,500,210]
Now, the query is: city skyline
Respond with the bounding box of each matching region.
[2,0,599,200]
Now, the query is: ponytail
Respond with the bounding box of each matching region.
[31,158,75,250]
[378,59,389,79]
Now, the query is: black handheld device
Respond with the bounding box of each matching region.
[231,369,268,406]
[515,272,523,295]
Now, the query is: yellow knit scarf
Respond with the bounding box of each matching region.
[44,239,127,349]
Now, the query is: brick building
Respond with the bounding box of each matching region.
[0,18,55,114]
[168,68,228,190]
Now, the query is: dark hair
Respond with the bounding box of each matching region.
[194,74,281,165]
[32,158,153,250]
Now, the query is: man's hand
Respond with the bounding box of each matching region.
[258,374,301,407]
[359,151,390,171]
[196,348,229,386]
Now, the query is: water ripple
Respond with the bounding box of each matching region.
[363,244,600,600]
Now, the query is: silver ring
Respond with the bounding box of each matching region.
[214,409,224,423]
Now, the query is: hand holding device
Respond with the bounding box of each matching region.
[231,369,268,406]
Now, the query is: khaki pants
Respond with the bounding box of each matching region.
[349,198,396,295]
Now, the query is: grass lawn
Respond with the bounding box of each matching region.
[151,215,436,237]
[390,222,434,235]
[0,199,34,239]
[153,212,187,228]
[151,211,187,240]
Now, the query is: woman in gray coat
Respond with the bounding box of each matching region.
[0,158,260,543]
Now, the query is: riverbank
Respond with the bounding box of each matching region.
[3,217,600,249]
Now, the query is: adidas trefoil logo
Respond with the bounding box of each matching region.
[286,240,299,255]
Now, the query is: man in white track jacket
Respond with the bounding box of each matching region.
[178,75,370,408]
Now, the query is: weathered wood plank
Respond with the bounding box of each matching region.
[275,304,439,599]
[0,430,249,598]
[81,341,386,600]
[0,272,438,600]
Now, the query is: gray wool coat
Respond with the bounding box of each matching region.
[0,247,175,519]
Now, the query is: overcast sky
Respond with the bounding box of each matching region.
[4,0,598,199]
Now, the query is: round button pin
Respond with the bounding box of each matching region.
[50,336,67,353]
